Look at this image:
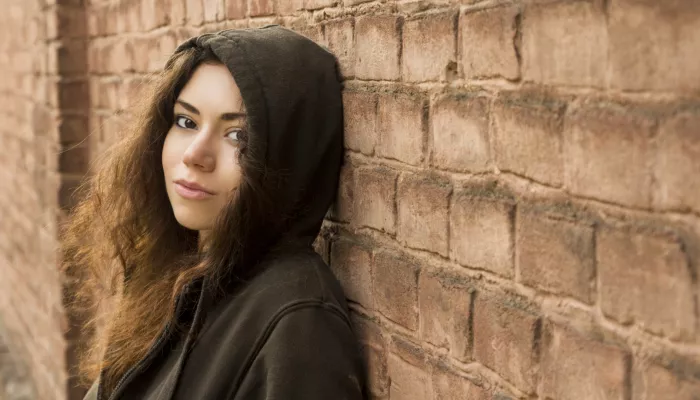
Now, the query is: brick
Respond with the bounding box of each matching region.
[632,362,700,400]
[59,176,83,210]
[324,19,355,78]
[609,0,700,91]
[540,324,628,400]
[433,364,489,400]
[171,0,187,25]
[654,112,700,213]
[517,213,595,302]
[330,237,373,308]
[597,229,695,340]
[59,144,90,174]
[377,91,426,165]
[522,1,607,87]
[564,103,654,208]
[306,0,337,10]
[141,0,169,30]
[397,174,450,255]
[353,167,397,233]
[373,251,419,330]
[460,6,519,80]
[330,164,353,222]
[55,41,87,76]
[450,194,514,277]
[356,15,401,80]
[473,291,539,393]
[186,0,204,25]
[350,315,388,397]
[203,0,224,22]
[419,272,471,361]
[226,0,247,19]
[250,0,274,17]
[431,93,490,172]
[343,91,377,155]
[58,80,89,112]
[388,353,432,400]
[57,6,87,39]
[277,0,304,14]
[402,12,456,82]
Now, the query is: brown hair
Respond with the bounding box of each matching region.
[61,46,282,396]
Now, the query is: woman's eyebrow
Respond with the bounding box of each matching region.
[176,99,246,121]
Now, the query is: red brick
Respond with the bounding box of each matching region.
[306,0,337,10]
[397,174,450,255]
[522,1,607,87]
[460,6,519,80]
[597,229,695,340]
[432,364,490,400]
[353,167,397,233]
[473,291,539,393]
[226,0,247,19]
[609,0,700,91]
[419,272,471,362]
[564,102,654,208]
[186,0,205,25]
[203,0,225,22]
[540,324,628,400]
[356,15,401,80]
[632,362,700,400]
[373,250,419,330]
[450,194,514,277]
[330,164,353,222]
[324,19,355,78]
[388,353,432,400]
[377,91,426,165]
[343,90,377,155]
[350,315,389,397]
[402,12,456,82]
[654,112,700,213]
[517,213,595,302]
[431,93,490,172]
[250,0,274,17]
[330,237,373,308]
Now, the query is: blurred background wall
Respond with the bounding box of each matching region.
[1,0,699,399]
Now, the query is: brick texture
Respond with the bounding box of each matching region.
[3,0,700,399]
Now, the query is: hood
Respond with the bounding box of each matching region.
[169,25,344,245]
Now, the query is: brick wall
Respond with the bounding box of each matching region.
[1,0,700,399]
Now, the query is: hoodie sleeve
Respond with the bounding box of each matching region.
[232,304,367,400]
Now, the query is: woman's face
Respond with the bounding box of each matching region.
[162,63,246,232]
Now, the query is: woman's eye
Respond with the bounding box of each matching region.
[225,129,242,143]
[175,116,197,130]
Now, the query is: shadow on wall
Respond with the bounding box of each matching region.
[0,318,36,400]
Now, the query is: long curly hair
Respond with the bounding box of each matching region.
[61,46,283,396]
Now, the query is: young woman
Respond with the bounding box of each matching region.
[63,25,368,400]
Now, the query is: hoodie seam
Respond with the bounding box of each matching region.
[228,300,352,399]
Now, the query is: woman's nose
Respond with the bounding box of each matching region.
[182,129,216,172]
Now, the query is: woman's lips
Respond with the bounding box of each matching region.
[174,182,214,200]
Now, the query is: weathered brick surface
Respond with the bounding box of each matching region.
[397,174,451,255]
[450,194,514,277]
[517,212,595,302]
[460,6,520,80]
[540,324,629,400]
[473,291,539,393]
[597,229,695,340]
[3,1,700,399]
[564,101,655,208]
[402,12,456,82]
[356,15,401,80]
[373,251,420,331]
[492,91,565,186]
[522,0,607,87]
[430,93,490,172]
